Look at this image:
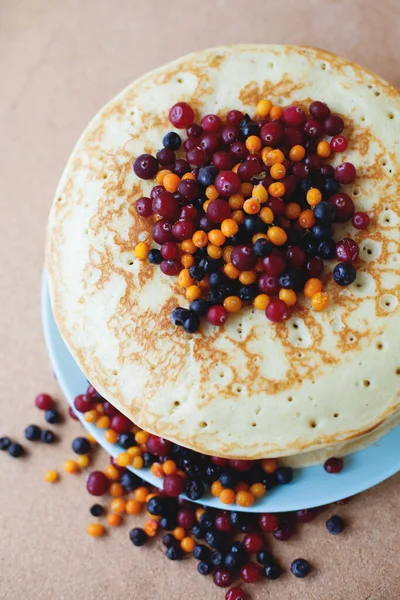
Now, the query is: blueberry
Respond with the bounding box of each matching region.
[198,165,218,187]
[40,430,56,444]
[118,432,136,449]
[219,469,237,488]
[24,424,41,441]
[239,283,259,302]
[230,541,245,554]
[197,560,214,575]
[209,271,228,289]
[239,120,259,138]
[162,533,177,548]
[163,131,181,151]
[256,549,274,565]
[223,281,240,298]
[211,550,224,566]
[278,270,307,292]
[208,290,225,305]
[291,558,310,578]
[189,265,206,281]
[228,230,251,245]
[193,544,211,561]
[204,463,221,483]
[90,503,104,517]
[185,478,205,500]
[191,524,206,540]
[199,513,214,530]
[333,262,356,286]
[302,238,318,256]
[322,177,340,197]
[189,298,209,317]
[171,307,191,326]
[299,178,314,196]
[229,513,257,533]
[0,436,11,451]
[317,239,336,259]
[160,515,177,530]
[262,471,278,489]
[205,529,227,550]
[8,442,24,457]
[192,197,205,213]
[142,451,156,467]
[199,257,222,274]
[265,563,282,580]
[326,515,345,535]
[148,249,162,264]
[311,224,333,240]
[120,471,141,491]
[314,200,336,223]
[72,436,91,455]
[224,551,246,571]
[242,214,265,235]
[167,545,183,560]
[254,238,273,258]
[147,496,167,516]
[183,315,200,333]
[45,409,61,424]
[276,466,293,484]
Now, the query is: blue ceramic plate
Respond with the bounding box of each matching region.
[41,272,400,512]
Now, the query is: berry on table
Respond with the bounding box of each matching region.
[129,527,148,546]
[24,424,41,441]
[264,563,282,579]
[291,558,311,578]
[0,436,11,451]
[35,393,54,410]
[8,442,24,458]
[45,409,61,424]
[326,515,345,535]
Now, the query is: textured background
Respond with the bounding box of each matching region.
[0,1,399,599]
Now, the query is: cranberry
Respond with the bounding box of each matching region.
[177,508,196,529]
[156,147,175,166]
[258,513,279,533]
[207,305,228,326]
[319,165,334,179]
[176,179,198,202]
[273,522,293,541]
[147,435,172,456]
[150,185,165,201]
[184,138,198,152]
[310,101,330,121]
[226,587,247,600]
[329,193,355,222]
[86,471,109,496]
[103,401,118,418]
[336,238,359,263]
[133,153,158,179]
[211,456,229,467]
[152,191,180,220]
[160,259,181,276]
[179,205,196,222]
[160,242,180,260]
[260,121,285,147]
[68,406,79,420]
[215,171,241,196]
[169,102,194,128]
[111,413,132,434]
[266,197,285,216]
[240,562,262,584]
[230,141,249,162]
[304,118,323,138]
[215,513,233,533]
[214,569,234,588]
[227,109,244,127]
[73,394,93,413]
[200,133,220,155]
[296,508,319,523]
[335,162,356,184]
[207,198,232,223]
[186,124,202,139]
[323,114,344,136]
[238,156,262,181]
[284,126,305,147]
[163,474,185,497]
[330,135,348,152]
[135,197,153,217]
[172,219,196,241]
[258,274,279,295]
[35,393,54,411]
[305,153,323,172]
[266,299,289,322]
[231,245,256,270]
[352,211,370,230]
[306,257,324,277]
[283,105,306,127]
[243,533,264,554]
[201,114,221,133]
[221,125,240,145]
[173,159,190,177]
[152,219,174,244]
[287,246,306,269]
[228,459,253,472]
[187,146,207,167]
[292,162,310,179]
[324,457,344,473]
[213,151,233,170]
[262,250,286,276]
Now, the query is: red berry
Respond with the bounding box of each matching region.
[186,124,202,138]
[201,114,221,133]
[177,179,198,201]
[135,197,153,217]
[329,193,355,222]
[199,133,220,155]
[207,199,232,223]
[226,587,247,600]
[173,159,190,177]
[221,126,240,145]
[110,413,133,434]
[292,162,310,179]
[284,126,305,147]
[68,406,79,420]
[286,246,306,269]
[160,242,180,260]
[215,513,233,533]
[296,508,319,523]
[214,569,234,588]
[262,251,286,276]
[228,459,253,472]
[177,508,196,529]
[86,471,110,496]
[150,185,165,200]
[266,299,289,322]
[231,245,256,271]
[73,394,93,413]
[213,151,233,170]
[266,197,285,216]
[335,162,356,184]
[184,139,198,153]
[211,456,229,467]
[306,257,324,278]
[258,274,280,295]
[156,147,175,166]
[230,141,249,162]
[35,393,54,411]
[258,513,279,533]
[243,533,264,554]
[281,175,298,198]
[324,457,344,474]
[310,101,330,121]
[330,135,348,152]
[215,171,241,197]
[240,562,262,584]
[133,154,158,179]
[172,220,196,241]
[237,156,262,181]
[163,474,185,497]
[304,118,323,138]
[305,153,323,172]
[152,191,180,220]
[226,109,244,127]
[152,219,174,244]
[169,102,195,129]
[273,522,293,541]
[207,305,228,326]
[147,435,172,456]
[336,238,359,263]
[160,259,181,276]
[283,105,307,127]
[187,146,207,167]
[103,401,119,418]
[323,114,344,136]
[260,122,285,147]
[352,211,370,230]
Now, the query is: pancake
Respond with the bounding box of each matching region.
[46,45,400,460]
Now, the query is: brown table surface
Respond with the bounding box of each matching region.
[1,1,400,598]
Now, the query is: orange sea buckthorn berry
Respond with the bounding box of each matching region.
[87,433,97,444]
[96,415,110,429]
[221,218,239,237]
[116,452,131,467]
[199,276,209,288]
[243,198,261,214]
[252,233,268,243]
[252,184,268,203]
[240,182,254,197]
[265,149,285,167]
[306,187,322,206]
[107,513,122,527]
[76,455,90,469]
[254,294,270,310]
[203,199,212,212]
[304,278,323,298]
[234,482,250,493]
[259,206,274,224]
[144,520,158,537]
[232,163,240,173]
[268,182,285,198]
[63,460,78,474]
[134,242,149,260]
[109,483,124,497]
[127,446,142,457]
[181,172,196,181]
[196,508,206,522]
[256,98,272,117]
[132,456,144,469]
[205,184,219,200]
[208,229,226,246]
[178,268,194,288]
[135,430,150,445]
[211,481,224,497]
[298,209,316,229]
[317,140,331,158]
[104,429,118,444]
[133,486,150,503]
[181,253,195,268]
[232,210,245,224]
[245,135,262,154]
[289,145,306,162]
[192,230,208,248]
[173,527,186,541]
[223,245,234,263]
[261,146,274,164]
[207,244,223,259]
[84,410,98,423]
[311,291,329,311]
[228,193,245,210]
[236,490,255,507]
[181,239,197,254]
[285,202,302,220]
[223,296,243,313]
[44,470,59,483]
[250,483,266,498]
[181,537,196,553]
[87,523,105,537]
[125,499,142,515]
[111,498,126,513]
[270,163,286,180]
[163,460,178,475]
[279,288,297,307]
[220,489,236,505]
[150,463,164,478]
[156,169,172,184]
[96,403,105,414]
[224,263,241,279]
[261,458,278,473]
[186,285,201,301]
[267,226,287,246]
[104,464,120,481]
[269,105,283,120]
[255,258,264,272]
[239,270,257,285]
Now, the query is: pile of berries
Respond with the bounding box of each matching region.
[132,99,370,332]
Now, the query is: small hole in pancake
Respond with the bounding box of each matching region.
[84,229,89,234]
[352,188,360,196]
[297,352,303,358]
[382,159,387,166]
[287,396,293,402]
[385,218,391,223]
[395,367,400,375]
[177,78,183,83]
[237,326,242,334]
[388,112,395,119]
[255,408,260,415]
[374,90,380,96]
[293,323,299,329]
[368,85,373,89]
[367,249,372,255]
[57,197,62,202]
[200,393,206,400]
[112,370,118,376]
[236,385,242,393]
[333,413,339,418]
[174,400,180,407]
[297,337,303,342]
[376,342,383,350]
[363,380,370,387]
[321,63,326,70]
[219,371,225,378]
[103,174,107,179]
[149,365,155,371]
[251,422,257,427]
[348,335,355,342]
[268,62,274,68]
[309,420,317,428]
[389,169,392,174]
[199,421,207,428]
[361,116,365,122]
[127,260,133,265]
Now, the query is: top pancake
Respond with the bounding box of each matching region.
[46,45,400,459]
